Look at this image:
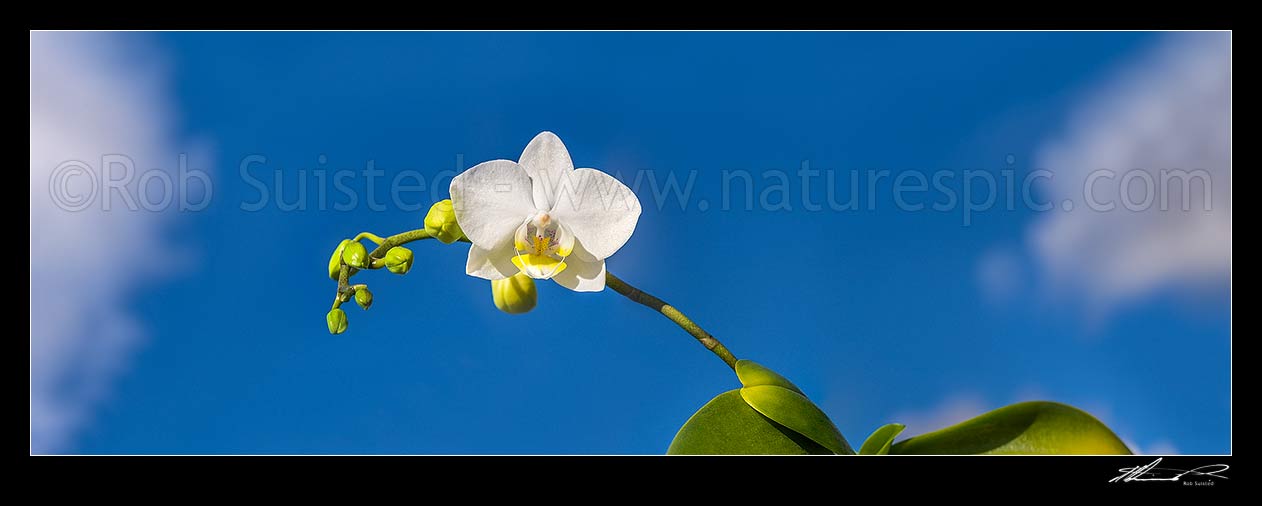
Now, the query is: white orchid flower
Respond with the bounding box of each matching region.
[449,132,641,292]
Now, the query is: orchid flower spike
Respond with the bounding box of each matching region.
[449,132,642,292]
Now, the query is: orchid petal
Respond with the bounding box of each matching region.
[518,131,575,210]
[549,168,641,260]
[449,159,535,250]
[551,244,607,292]
[465,241,519,280]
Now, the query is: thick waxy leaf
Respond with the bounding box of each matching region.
[890,401,1132,455]
[734,359,804,395]
[859,423,906,455]
[667,390,832,455]
[740,385,855,455]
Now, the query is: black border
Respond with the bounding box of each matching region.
[28,13,1232,496]
[28,454,1235,492]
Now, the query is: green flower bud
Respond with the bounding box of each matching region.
[354,287,373,310]
[328,239,352,280]
[384,246,414,275]
[341,241,369,269]
[424,199,465,244]
[326,308,348,334]
[491,272,537,314]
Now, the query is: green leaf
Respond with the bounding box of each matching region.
[667,390,833,455]
[734,359,804,395]
[890,401,1133,455]
[859,423,906,455]
[740,385,855,455]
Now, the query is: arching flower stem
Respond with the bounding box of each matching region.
[335,228,739,371]
[604,272,739,371]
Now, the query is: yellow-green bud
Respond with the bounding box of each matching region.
[328,239,352,280]
[384,246,414,275]
[355,288,373,310]
[327,308,348,334]
[341,241,369,269]
[424,199,465,244]
[491,272,537,314]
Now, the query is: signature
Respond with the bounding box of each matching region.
[1110,458,1229,483]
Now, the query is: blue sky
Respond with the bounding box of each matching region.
[31,31,1231,454]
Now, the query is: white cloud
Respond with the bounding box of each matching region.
[30,33,197,453]
[1027,32,1231,311]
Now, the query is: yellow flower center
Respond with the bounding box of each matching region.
[512,214,574,279]
[531,234,552,256]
